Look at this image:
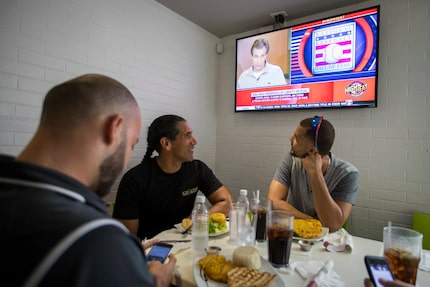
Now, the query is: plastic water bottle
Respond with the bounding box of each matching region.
[237,189,255,246]
[191,195,209,255]
[237,189,249,212]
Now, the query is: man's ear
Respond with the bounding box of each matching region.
[103,114,123,145]
[310,146,318,154]
[159,137,171,151]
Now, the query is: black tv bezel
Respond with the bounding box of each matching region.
[234,5,380,113]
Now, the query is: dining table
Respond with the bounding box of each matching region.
[149,227,430,287]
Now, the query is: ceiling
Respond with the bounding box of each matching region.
[154,0,371,38]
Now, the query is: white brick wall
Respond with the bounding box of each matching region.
[216,0,430,241]
[1,0,429,241]
[0,0,220,201]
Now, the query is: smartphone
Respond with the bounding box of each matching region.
[147,242,173,263]
[364,255,395,287]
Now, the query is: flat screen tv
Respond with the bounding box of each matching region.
[235,6,380,112]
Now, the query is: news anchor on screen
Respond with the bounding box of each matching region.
[237,38,287,90]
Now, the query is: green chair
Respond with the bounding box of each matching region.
[412,212,430,250]
[342,217,350,231]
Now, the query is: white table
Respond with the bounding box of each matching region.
[151,228,430,287]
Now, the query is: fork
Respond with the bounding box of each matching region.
[181,225,192,235]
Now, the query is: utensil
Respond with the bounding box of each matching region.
[182,224,192,234]
[160,240,192,243]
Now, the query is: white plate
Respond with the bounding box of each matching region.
[293,227,329,242]
[194,256,285,287]
[174,222,229,237]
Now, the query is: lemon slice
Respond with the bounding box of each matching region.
[247,211,254,223]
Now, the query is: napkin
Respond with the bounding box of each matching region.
[323,228,353,253]
[419,250,430,272]
[292,260,344,287]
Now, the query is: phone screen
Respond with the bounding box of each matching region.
[147,243,173,263]
[365,256,395,287]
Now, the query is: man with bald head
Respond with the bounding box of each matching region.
[0,74,176,287]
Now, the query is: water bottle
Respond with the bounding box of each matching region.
[191,195,209,255]
[237,189,255,246]
[237,189,249,212]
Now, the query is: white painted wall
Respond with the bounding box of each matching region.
[0,0,220,202]
[216,0,430,240]
[1,0,429,241]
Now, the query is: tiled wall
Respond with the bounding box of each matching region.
[216,0,430,240]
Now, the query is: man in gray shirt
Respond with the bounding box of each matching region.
[268,116,359,232]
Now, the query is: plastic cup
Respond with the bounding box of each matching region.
[228,203,246,244]
[266,210,294,267]
[252,199,273,242]
[383,226,422,285]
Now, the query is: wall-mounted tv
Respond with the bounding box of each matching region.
[235,6,380,112]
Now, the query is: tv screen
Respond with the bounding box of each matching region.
[235,6,380,112]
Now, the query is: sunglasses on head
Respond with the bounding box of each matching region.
[311,116,323,149]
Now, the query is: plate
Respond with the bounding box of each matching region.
[193,256,285,287]
[293,227,329,242]
[174,222,229,237]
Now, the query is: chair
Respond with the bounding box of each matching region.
[412,212,430,250]
[342,217,350,231]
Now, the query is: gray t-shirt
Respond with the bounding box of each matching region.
[273,153,359,218]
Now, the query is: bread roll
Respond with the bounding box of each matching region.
[181,217,192,229]
[232,246,261,269]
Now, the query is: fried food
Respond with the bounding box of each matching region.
[293,218,323,239]
[181,217,192,230]
[227,266,277,287]
[209,213,226,225]
[199,255,235,283]
[209,213,227,234]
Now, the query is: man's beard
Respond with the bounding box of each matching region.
[290,148,306,159]
[93,140,126,198]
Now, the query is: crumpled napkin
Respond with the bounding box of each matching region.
[291,260,344,287]
[323,228,353,253]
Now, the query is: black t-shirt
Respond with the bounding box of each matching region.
[113,158,223,239]
[0,155,155,287]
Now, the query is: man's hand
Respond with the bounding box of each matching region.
[364,278,414,287]
[302,149,323,176]
[148,254,177,287]
[142,238,160,250]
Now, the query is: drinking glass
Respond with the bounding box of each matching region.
[383,226,422,285]
[228,203,246,244]
[252,199,273,242]
[266,210,294,267]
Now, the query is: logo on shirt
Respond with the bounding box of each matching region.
[182,187,198,197]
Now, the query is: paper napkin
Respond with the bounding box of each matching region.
[323,228,353,253]
[419,250,430,272]
[292,260,344,287]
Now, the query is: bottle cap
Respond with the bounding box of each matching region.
[240,189,248,196]
[196,195,206,203]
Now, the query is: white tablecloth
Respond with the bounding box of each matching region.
[150,228,430,287]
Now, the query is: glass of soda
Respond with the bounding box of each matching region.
[251,199,273,242]
[266,210,294,268]
[383,226,422,285]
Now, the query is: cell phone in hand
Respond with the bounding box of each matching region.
[147,242,173,263]
[364,255,395,287]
